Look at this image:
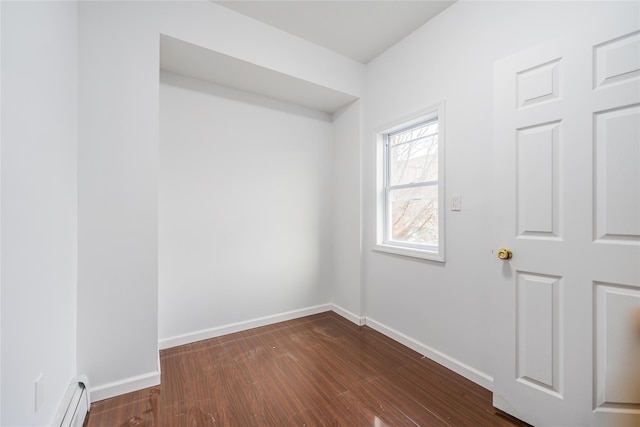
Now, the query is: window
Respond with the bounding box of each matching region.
[374,103,445,261]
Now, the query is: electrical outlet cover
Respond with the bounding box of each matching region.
[35,373,44,412]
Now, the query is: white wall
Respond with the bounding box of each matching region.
[158,73,334,346]
[331,101,363,323]
[77,0,161,400]
[1,1,78,425]
[77,0,362,400]
[6,0,629,415]
[362,0,639,386]
[1,3,3,423]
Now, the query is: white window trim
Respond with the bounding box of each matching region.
[373,102,446,262]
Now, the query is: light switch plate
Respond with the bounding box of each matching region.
[451,194,462,211]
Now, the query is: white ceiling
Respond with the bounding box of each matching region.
[160,1,455,113]
[215,1,456,63]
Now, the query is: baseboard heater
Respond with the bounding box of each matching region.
[52,375,90,427]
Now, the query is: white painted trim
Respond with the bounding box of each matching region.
[329,304,365,326]
[372,101,447,263]
[158,304,333,350]
[90,369,161,403]
[94,307,491,402]
[372,243,445,262]
[364,316,493,390]
[157,305,491,394]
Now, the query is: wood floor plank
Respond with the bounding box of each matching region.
[85,312,528,426]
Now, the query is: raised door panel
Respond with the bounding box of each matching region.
[594,104,640,243]
[516,121,561,238]
[516,272,563,397]
[594,282,640,414]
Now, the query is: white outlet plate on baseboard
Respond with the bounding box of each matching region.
[35,373,44,412]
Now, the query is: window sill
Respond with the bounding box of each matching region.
[373,243,445,262]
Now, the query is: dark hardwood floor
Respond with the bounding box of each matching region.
[85,312,527,426]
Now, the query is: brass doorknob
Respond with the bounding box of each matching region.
[497,248,513,260]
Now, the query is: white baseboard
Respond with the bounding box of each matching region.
[159,304,334,350]
[329,304,365,326]
[94,306,490,403]
[90,369,161,403]
[365,317,493,390]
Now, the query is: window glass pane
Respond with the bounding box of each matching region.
[389,122,438,147]
[389,134,438,185]
[388,185,438,246]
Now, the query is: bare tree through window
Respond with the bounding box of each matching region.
[386,121,439,246]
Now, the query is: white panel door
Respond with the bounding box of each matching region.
[493,23,640,427]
